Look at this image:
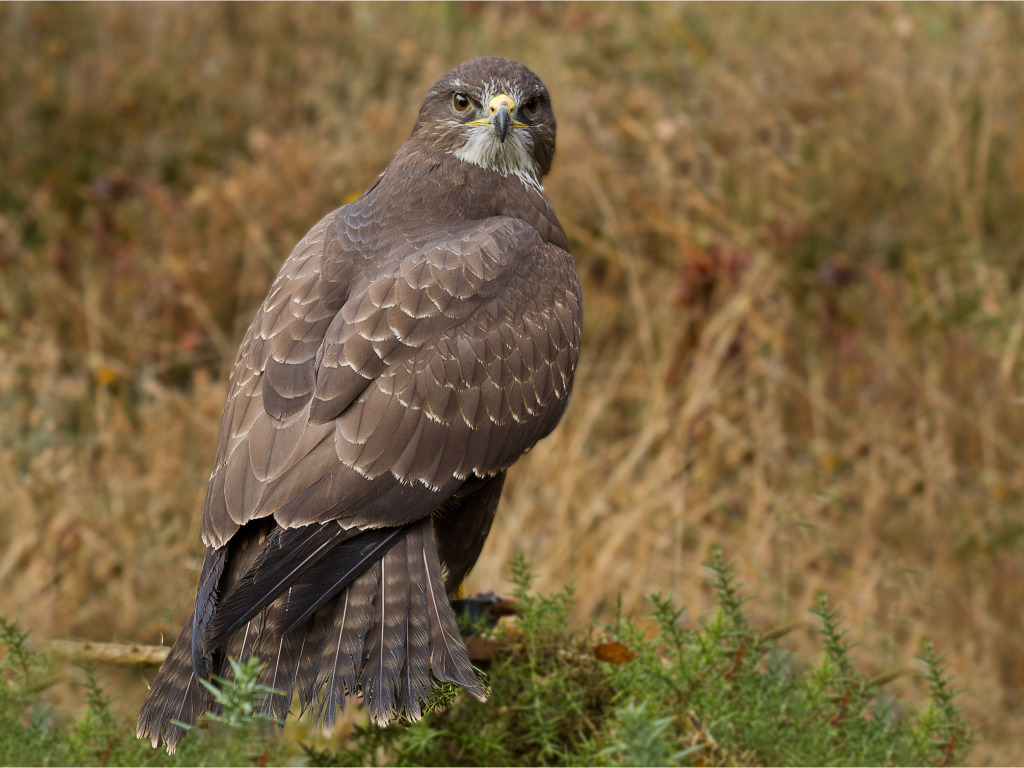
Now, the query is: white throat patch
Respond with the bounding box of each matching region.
[452,127,544,194]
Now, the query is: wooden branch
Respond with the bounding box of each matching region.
[45,639,170,666]
[41,594,522,668]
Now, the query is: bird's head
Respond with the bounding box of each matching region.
[412,57,557,190]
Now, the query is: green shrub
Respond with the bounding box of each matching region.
[0,616,287,767]
[305,549,972,767]
[0,550,972,766]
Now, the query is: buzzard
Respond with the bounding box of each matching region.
[137,56,582,751]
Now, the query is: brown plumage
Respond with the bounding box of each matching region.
[137,57,582,752]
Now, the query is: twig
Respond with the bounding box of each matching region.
[45,640,170,666]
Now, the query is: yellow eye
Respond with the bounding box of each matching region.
[523,96,541,116]
[452,93,472,113]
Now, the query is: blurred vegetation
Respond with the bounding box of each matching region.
[0,2,1022,764]
[1,555,971,766]
[0,616,291,766]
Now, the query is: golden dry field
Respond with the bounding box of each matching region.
[1,3,1022,764]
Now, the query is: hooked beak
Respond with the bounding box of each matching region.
[468,93,527,144]
[493,103,513,143]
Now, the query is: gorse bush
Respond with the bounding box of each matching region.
[304,550,971,767]
[0,616,57,766]
[195,657,284,731]
[0,617,287,766]
[0,553,971,766]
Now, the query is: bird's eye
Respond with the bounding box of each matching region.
[452,93,472,113]
[522,96,541,116]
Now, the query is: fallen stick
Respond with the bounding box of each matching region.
[43,593,521,668]
[45,639,170,666]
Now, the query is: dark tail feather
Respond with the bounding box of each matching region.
[139,519,484,751]
[298,518,484,727]
[395,528,432,720]
[136,613,213,755]
[254,581,339,724]
[309,566,379,726]
[206,523,347,647]
[291,598,336,718]
[278,526,410,635]
[361,532,413,725]
[207,524,409,650]
[253,610,310,722]
[419,521,485,696]
[192,547,227,679]
[244,526,412,721]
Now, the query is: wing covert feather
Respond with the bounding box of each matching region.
[203,212,580,554]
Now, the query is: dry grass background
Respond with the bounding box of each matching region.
[1,3,1022,763]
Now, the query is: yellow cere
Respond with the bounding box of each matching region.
[488,93,516,114]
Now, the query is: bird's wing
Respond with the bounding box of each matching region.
[202,212,581,548]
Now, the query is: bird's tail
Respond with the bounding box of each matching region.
[137,517,484,753]
[136,613,211,753]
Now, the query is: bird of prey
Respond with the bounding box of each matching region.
[137,56,582,752]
